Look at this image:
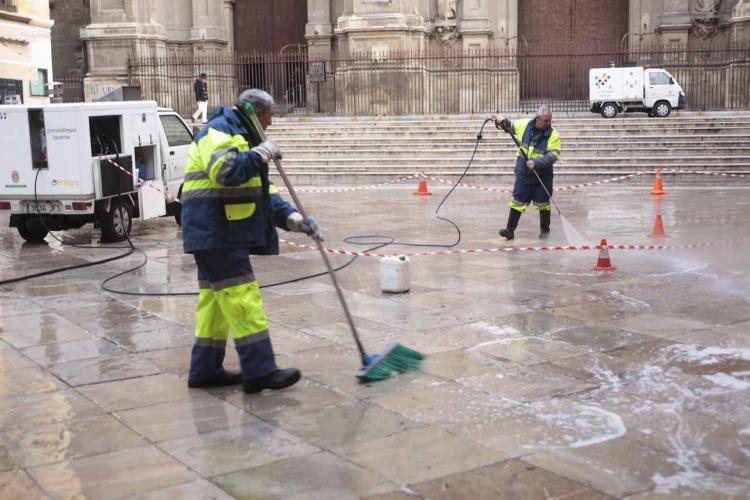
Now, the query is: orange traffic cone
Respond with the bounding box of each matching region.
[414,178,432,196]
[651,169,667,195]
[592,239,615,271]
[650,214,666,237]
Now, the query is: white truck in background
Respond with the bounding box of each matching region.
[589,67,687,118]
[0,101,193,242]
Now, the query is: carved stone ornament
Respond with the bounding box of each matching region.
[692,16,719,40]
[692,0,720,40]
[695,0,720,14]
[435,24,460,46]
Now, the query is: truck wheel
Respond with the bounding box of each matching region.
[101,199,133,242]
[600,102,618,118]
[654,101,671,117]
[17,218,49,243]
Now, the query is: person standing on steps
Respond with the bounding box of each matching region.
[493,105,561,240]
[192,73,209,124]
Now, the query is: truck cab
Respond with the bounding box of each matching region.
[0,102,192,242]
[589,67,687,118]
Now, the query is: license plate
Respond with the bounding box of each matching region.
[24,201,63,214]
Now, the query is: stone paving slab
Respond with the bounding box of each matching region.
[1,181,750,498]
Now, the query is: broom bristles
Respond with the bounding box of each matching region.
[357,342,424,382]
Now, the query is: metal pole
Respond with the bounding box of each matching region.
[238,109,368,360]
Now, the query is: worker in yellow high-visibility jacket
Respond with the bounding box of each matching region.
[181,89,318,393]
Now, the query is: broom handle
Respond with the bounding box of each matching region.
[507,129,562,216]
[243,111,368,359]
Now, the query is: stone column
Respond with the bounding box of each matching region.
[81,0,139,100]
[335,0,428,56]
[459,0,493,50]
[223,0,235,52]
[495,0,518,49]
[732,0,750,21]
[191,0,228,54]
[656,0,691,48]
[306,0,334,59]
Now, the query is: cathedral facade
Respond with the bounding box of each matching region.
[54,0,750,105]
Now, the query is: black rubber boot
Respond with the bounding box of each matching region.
[499,208,522,240]
[243,368,301,393]
[188,369,243,388]
[539,210,551,239]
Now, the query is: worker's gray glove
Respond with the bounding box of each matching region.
[251,139,282,163]
[287,212,322,240]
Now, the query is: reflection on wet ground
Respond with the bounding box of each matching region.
[1,181,750,498]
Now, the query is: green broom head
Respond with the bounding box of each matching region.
[357,341,425,383]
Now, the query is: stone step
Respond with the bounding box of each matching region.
[268,130,750,139]
[280,171,750,185]
[274,139,749,148]
[270,123,750,132]
[276,156,750,165]
[280,146,750,155]
[272,117,750,125]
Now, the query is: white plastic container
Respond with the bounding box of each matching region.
[380,255,411,293]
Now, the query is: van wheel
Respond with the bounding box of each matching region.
[601,102,618,118]
[17,218,48,243]
[100,199,132,242]
[654,101,671,117]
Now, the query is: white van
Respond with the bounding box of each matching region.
[589,67,687,118]
[0,101,192,242]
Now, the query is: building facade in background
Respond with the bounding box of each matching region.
[45,0,750,112]
[0,0,54,104]
[77,0,234,101]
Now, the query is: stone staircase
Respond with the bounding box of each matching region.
[263,113,750,184]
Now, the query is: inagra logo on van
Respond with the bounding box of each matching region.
[11,170,19,184]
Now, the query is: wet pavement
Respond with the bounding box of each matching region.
[1,175,750,499]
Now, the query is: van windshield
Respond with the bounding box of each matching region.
[649,72,671,85]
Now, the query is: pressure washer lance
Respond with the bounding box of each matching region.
[235,103,423,382]
[500,118,563,216]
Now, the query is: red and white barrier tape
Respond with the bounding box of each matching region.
[98,155,181,204]
[279,236,748,258]
[278,174,420,194]
[99,153,750,213]
[421,171,646,194]
[662,168,750,179]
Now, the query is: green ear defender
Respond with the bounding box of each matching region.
[242,102,256,118]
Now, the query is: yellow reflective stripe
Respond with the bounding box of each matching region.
[268,184,279,194]
[214,281,269,338]
[533,203,552,211]
[186,145,206,175]
[183,176,261,192]
[198,128,250,183]
[225,202,256,220]
[509,201,527,213]
[194,288,230,341]
[547,130,562,159]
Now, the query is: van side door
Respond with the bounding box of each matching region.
[158,112,193,197]
[645,70,677,106]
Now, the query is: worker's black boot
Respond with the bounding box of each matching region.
[539,210,551,239]
[188,369,243,388]
[243,368,301,393]
[499,209,522,240]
